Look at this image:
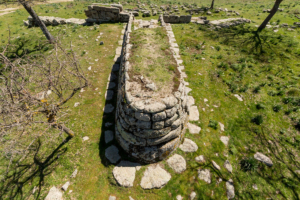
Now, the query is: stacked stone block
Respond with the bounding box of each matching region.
[85,4,130,23]
[163,15,192,23]
[115,15,189,163]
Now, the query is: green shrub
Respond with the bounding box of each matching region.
[273,104,282,112]
[240,157,259,172]
[208,120,218,130]
[252,115,263,125]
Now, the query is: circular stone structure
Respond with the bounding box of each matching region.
[115,15,189,163]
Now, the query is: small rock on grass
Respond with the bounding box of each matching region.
[220,136,229,146]
[224,160,232,173]
[83,136,89,141]
[219,122,225,132]
[226,179,235,199]
[195,155,205,163]
[61,181,70,191]
[190,191,196,200]
[212,161,221,171]
[70,169,78,178]
[109,196,116,200]
[179,138,198,152]
[167,154,186,174]
[176,195,183,200]
[198,169,211,184]
[113,161,139,187]
[254,152,273,166]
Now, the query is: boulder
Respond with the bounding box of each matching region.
[254,152,273,166]
[167,154,186,173]
[140,165,171,189]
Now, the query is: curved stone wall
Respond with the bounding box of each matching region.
[115,15,189,163]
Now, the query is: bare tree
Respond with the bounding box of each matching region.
[210,0,215,10]
[18,0,55,43]
[257,0,283,32]
[0,36,88,176]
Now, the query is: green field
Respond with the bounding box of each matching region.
[0,0,300,199]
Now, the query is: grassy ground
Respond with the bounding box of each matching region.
[129,27,177,91]
[0,0,300,200]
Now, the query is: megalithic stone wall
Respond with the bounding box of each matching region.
[163,15,192,23]
[85,4,130,23]
[115,15,189,163]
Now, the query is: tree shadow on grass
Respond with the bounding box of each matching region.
[0,136,71,200]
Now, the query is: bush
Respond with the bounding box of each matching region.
[273,104,282,112]
[240,157,259,172]
[252,115,263,125]
[208,120,218,130]
[256,103,265,110]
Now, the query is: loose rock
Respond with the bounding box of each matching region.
[254,152,273,166]
[176,195,183,200]
[224,160,232,173]
[179,138,198,152]
[212,160,221,171]
[83,136,89,141]
[167,154,186,174]
[219,122,225,132]
[198,169,211,184]
[140,165,171,189]
[195,155,205,163]
[190,191,196,200]
[220,136,229,146]
[226,179,235,199]
[62,181,70,191]
[70,169,78,178]
[109,196,116,200]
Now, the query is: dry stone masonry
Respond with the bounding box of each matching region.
[115,14,190,164]
[85,3,130,23]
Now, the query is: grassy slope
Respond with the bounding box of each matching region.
[0,0,300,200]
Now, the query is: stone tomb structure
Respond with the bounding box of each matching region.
[85,4,130,23]
[115,15,189,163]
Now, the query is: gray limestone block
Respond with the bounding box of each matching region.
[147,125,181,146]
[119,116,131,130]
[136,120,151,129]
[162,96,178,108]
[134,127,172,139]
[117,120,146,146]
[152,111,167,122]
[122,103,135,117]
[143,102,167,113]
[153,121,164,130]
[165,113,179,127]
[135,112,151,122]
[131,101,145,112]
[165,107,177,118]
[171,116,183,130]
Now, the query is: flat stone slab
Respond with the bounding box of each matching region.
[166,154,186,174]
[187,123,201,134]
[187,96,195,107]
[104,104,114,113]
[105,130,114,143]
[198,169,211,184]
[254,152,273,166]
[45,186,63,200]
[189,106,199,121]
[113,161,139,187]
[179,138,198,152]
[105,145,121,164]
[195,155,205,163]
[105,90,114,101]
[212,160,221,171]
[140,165,171,189]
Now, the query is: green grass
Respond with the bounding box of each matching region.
[129,26,177,90]
[1,0,300,199]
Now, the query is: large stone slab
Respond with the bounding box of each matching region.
[140,165,171,189]
[189,106,199,121]
[166,154,186,174]
[113,161,139,187]
[187,123,201,134]
[226,179,235,199]
[45,186,63,200]
[105,145,121,164]
[179,138,198,152]
[198,169,211,184]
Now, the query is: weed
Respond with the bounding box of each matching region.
[208,120,218,130]
[252,115,263,125]
[240,157,259,172]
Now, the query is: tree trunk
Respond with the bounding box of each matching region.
[257,0,283,32]
[18,0,55,43]
[210,0,215,10]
